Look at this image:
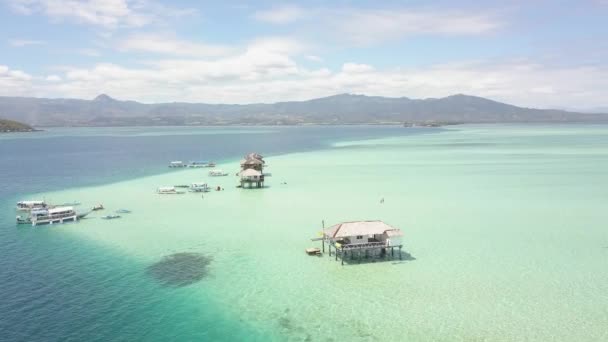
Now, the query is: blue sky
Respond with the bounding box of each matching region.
[1,0,607,109]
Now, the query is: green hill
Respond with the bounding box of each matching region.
[0,118,36,132]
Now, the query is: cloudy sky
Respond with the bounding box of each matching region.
[1,0,607,109]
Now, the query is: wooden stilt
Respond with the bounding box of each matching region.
[399,246,402,260]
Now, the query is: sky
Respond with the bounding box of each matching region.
[1,0,607,110]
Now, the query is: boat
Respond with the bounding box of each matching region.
[208,169,228,177]
[189,161,216,168]
[174,184,190,188]
[157,186,186,194]
[16,200,48,212]
[169,161,187,168]
[116,209,131,214]
[305,247,321,256]
[28,206,78,226]
[102,214,121,220]
[61,201,81,206]
[92,204,104,211]
[189,183,210,192]
[16,215,31,225]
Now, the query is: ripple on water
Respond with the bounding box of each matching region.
[146,253,212,288]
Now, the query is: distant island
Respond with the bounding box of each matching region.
[0,119,38,132]
[0,93,607,127]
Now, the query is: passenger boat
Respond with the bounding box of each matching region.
[157,186,186,194]
[208,169,228,176]
[189,183,210,192]
[16,200,48,212]
[169,161,187,168]
[92,204,104,211]
[28,206,78,226]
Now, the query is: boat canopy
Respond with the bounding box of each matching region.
[190,183,208,187]
[48,206,74,214]
[18,200,45,205]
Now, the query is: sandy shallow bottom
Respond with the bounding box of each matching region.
[34,125,608,341]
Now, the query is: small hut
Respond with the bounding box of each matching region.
[239,152,266,188]
[320,220,404,264]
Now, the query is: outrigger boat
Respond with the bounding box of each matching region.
[102,214,121,220]
[189,161,216,168]
[208,169,228,176]
[169,161,187,168]
[189,183,210,192]
[157,186,186,194]
[16,200,48,212]
[61,201,81,206]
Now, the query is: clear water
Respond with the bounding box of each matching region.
[1,125,607,341]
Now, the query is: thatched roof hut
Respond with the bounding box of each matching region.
[323,220,403,247]
[245,152,264,161]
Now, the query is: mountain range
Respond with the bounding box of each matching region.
[0,93,606,126]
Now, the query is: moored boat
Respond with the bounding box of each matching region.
[116,209,131,214]
[92,204,104,211]
[189,183,210,192]
[28,206,78,226]
[16,200,48,212]
[209,169,228,176]
[102,214,121,220]
[169,161,187,168]
[157,186,186,194]
[189,161,215,168]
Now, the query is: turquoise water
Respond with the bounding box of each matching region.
[2,125,608,341]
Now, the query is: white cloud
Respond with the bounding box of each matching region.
[4,56,608,109]
[253,5,305,24]
[0,65,33,95]
[341,63,375,73]
[117,33,233,57]
[45,75,62,81]
[76,48,101,57]
[9,39,46,47]
[331,8,501,45]
[252,6,501,46]
[305,55,323,63]
[8,0,196,29]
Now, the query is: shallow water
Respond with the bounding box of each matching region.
[2,124,608,341]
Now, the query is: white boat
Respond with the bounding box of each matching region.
[28,206,78,226]
[189,183,210,192]
[157,186,186,194]
[169,161,187,168]
[16,200,48,212]
[208,169,228,177]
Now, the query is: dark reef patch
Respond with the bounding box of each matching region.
[146,252,212,287]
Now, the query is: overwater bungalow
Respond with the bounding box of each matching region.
[319,220,404,265]
[238,152,266,188]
